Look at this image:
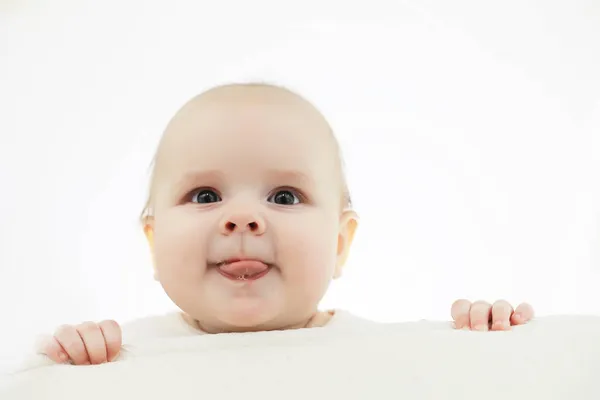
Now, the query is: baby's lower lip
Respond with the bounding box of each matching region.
[217,268,271,281]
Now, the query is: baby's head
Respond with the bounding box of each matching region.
[141,83,358,333]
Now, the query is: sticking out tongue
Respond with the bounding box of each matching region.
[218,260,269,277]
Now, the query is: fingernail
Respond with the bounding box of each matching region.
[474,324,487,331]
[513,313,522,322]
[493,321,510,330]
[59,352,68,362]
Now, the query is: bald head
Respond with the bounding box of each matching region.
[141,82,351,221]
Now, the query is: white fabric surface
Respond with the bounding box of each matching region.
[2,315,600,400]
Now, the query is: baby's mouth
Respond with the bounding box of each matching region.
[214,259,272,281]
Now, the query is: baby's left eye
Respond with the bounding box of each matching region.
[267,190,301,205]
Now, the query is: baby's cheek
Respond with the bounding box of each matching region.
[282,224,338,284]
[153,211,209,279]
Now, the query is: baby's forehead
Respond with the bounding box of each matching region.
[152,88,341,189]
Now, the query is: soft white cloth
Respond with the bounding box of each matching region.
[2,313,600,400]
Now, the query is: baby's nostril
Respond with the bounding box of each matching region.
[226,222,236,231]
[248,222,258,230]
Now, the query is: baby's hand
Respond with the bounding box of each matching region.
[36,320,122,365]
[451,299,534,331]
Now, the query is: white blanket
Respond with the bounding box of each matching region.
[2,315,600,400]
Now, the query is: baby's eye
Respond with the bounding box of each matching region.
[267,189,301,205]
[191,189,222,204]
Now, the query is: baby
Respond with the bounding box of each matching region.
[37,83,534,365]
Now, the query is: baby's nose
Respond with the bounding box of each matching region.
[220,213,266,235]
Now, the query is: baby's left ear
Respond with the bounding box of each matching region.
[334,210,359,279]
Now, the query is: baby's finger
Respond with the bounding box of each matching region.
[99,320,122,362]
[36,335,69,363]
[450,299,471,329]
[469,300,492,331]
[491,300,513,331]
[54,324,90,365]
[511,302,535,325]
[77,322,108,365]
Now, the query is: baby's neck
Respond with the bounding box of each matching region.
[182,310,335,334]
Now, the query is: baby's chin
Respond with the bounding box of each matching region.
[210,297,287,332]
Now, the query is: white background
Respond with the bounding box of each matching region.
[1,0,599,369]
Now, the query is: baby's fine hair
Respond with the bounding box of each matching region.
[140,82,352,224]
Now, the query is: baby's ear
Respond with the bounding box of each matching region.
[334,210,359,279]
[142,217,159,281]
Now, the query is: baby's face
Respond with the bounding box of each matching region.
[147,89,356,332]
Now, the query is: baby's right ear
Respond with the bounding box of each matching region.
[142,217,158,280]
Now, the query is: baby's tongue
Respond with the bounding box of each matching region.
[219,260,268,276]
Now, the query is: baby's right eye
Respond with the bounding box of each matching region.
[191,189,222,204]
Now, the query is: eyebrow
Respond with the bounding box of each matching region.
[172,169,225,192]
[264,169,315,189]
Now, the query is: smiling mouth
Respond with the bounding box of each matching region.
[212,259,273,281]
